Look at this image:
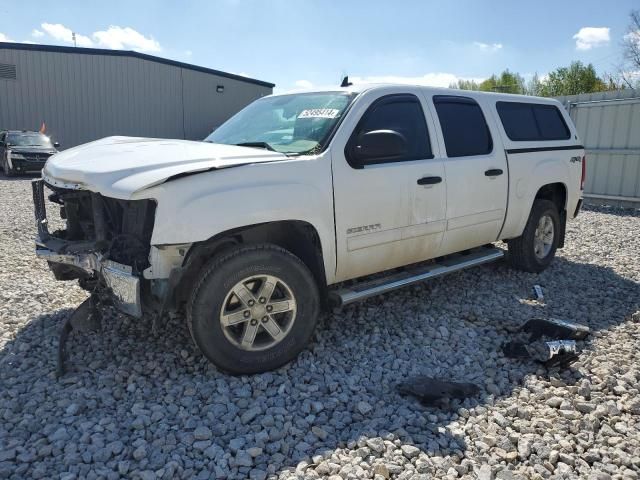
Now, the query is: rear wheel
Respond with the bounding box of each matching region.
[187,244,320,374]
[507,199,560,273]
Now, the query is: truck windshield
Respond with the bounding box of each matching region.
[205,92,356,155]
[7,133,53,148]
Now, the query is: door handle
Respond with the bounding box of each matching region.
[485,169,503,177]
[417,176,442,185]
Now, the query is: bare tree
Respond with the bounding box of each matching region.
[621,10,640,87]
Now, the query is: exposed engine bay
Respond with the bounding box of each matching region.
[41,184,156,276]
[33,179,159,316]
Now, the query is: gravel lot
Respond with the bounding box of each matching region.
[1,176,639,480]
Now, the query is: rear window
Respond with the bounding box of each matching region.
[433,95,493,158]
[496,102,570,141]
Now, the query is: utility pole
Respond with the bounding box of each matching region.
[72,32,77,47]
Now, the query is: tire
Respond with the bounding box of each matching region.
[187,243,320,374]
[507,199,560,273]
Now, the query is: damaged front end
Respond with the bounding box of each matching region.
[32,179,156,318]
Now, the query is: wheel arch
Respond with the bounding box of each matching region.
[534,182,567,212]
[175,220,328,309]
[501,180,569,244]
[533,182,567,248]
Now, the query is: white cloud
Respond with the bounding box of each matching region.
[278,73,487,94]
[41,23,94,47]
[624,30,640,48]
[93,26,161,52]
[473,41,503,52]
[349,73,485,88]
[38,23,161,52]
[294,79,314,89]
[184,49,193,57]
[573,27,610,50]
[0,33,41,44]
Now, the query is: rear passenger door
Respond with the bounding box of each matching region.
[429,95,508,254]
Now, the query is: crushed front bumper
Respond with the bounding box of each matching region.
[32,179,142,317]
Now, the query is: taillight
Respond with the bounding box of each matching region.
[580,156,586,190]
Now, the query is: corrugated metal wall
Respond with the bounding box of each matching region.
[555,89,640,207]
[0,47,272,149]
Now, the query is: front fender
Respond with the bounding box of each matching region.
[139,160,336,283]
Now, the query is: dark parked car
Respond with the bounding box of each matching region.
[0,130,59,176]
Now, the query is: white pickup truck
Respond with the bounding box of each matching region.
[33,84,585,374]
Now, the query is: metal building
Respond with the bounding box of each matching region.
[556,89,640,208]
[0,42,274,149]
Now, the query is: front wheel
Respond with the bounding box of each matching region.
[507,199,560,273]
[187,244,320,374]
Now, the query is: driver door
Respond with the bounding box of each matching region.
[331,89,447,282]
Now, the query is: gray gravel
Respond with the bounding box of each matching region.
[1,176,639,480]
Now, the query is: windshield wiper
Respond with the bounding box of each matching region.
[234,141,276,152]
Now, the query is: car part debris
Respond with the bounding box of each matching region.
[397,376,480,406]
[503,339,579,368]
[540,340,580,368]
[502,317,589,368]
[532,284,544,301]
[522,317,590,341]
[57,296,102,378]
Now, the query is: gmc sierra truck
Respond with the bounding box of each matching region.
[32,84,585,374]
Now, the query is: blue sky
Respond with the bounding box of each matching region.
[0,0,637,91]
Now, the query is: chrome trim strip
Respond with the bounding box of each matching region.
[332,248,504,306]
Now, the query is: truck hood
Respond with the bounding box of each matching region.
[42,136,289,199]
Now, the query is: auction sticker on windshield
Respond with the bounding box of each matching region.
[298,109,340,119]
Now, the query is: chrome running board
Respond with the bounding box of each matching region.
[330,246,504,307]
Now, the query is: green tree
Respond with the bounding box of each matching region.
[479,70,526,94]
[451,70,526,94]
[449,79,481,90]
[526,73,543,96]
[537,61,608,96]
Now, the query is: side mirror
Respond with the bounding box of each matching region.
[351,129,408,166]
[53,142,60,148]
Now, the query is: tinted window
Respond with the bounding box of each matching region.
[496,102,570,141]
[6,132,53,147]
[534,105,570,140]
[433,96,493,157]
[496,102,539,141]
[353,95,432,164]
